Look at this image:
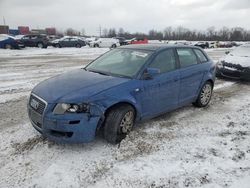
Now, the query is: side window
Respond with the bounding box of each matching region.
[149,49,176,74]
[70,38,78,41]
[194,49,208,63]
[177,48,198,68]
[22,36,30,40]
[30,36,38,40]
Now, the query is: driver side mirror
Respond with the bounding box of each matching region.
[143,68,160,80]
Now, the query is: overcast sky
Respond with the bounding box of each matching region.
[0,0,250,35]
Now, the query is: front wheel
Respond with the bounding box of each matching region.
[5,44,12,49]
[193,81,213,107]
[104,105,135,144]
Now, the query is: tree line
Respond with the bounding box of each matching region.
[62,26,250,41]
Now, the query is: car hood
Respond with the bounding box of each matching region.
[32,69,129,103]
[222,54,250,68]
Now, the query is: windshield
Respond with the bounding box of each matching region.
[86,49,152,78]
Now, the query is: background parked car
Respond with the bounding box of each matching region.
[194,41,209,49]
[129,38,148,44]
[216,44,250,81]
[89,38,120,48]
[0,34,24,49]
[50,36,86,48]
[114,37,128,45]
[85,37,98,45]
[208,41,218,48]
[20,34,49,48]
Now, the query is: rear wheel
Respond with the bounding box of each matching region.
[94,44,99,48]
[111,44,116,48]
[5,44,12,49]
[75,43,81,48]
[193,81,213,107]
[55,44,61,48]
[37,42,44,48]
[104,105,135,144]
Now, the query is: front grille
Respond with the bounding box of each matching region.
[29,108,43,128]
[29,94,46,115]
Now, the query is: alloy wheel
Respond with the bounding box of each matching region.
[119,111,134,134]
[200,83,212,105]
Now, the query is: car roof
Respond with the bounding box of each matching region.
[119,44,199,51]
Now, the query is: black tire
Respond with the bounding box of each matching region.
[55,44,61,48]
[37,42,44,48]
[94,44,99,48]
[111,44,116,48]
[5,44,12,49]
[104,105,135,144]
[193,81,213,107]
[75,43,81,48]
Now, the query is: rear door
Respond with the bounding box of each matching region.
[176,48,205,105]
[30,35,38,47]
[21,36,31,46]
[61,38,71,47]
[139,49,180,117]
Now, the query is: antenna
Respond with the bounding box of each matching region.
[99,25,102,37]
[3,16,6,25]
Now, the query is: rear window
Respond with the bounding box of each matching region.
[177,48,198,68]
[194,49,208,63]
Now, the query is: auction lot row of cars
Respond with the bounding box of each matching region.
[0,33,241,50]
[0,34,149,49]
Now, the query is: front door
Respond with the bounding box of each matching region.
[138,49,180,118]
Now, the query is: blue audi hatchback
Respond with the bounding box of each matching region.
[28,44,216,144]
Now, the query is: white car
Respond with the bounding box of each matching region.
[89,38,120,48]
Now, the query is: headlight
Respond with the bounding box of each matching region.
[217,62,223,69]
[53,103,89,114]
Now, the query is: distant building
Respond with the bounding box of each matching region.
[45,28,56,35]
[0,25,9,34]
[18,26,30,35]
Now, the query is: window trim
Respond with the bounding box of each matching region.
[193,48,208,63]
[176,47,200,69]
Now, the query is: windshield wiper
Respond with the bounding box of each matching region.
[88,69,110,76]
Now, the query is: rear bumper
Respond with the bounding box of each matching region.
[28,106,101,143]
[216,67,250,81]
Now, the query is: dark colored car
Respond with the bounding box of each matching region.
[0,34,24,49]
[114,37,128,45]
[28,44,215,144]
[50,37,86,48]
[216,44,250,81]
[194,42,209,49]
[20,34,49,48]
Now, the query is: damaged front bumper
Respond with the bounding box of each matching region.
[216,62,250,81]
[28,94,103,143]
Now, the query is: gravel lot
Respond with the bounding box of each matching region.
[0,47,249,188]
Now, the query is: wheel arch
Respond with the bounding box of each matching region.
[104,101,139,121]
[206,79,214,88]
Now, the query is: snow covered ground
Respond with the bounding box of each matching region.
[0,47,249,188]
